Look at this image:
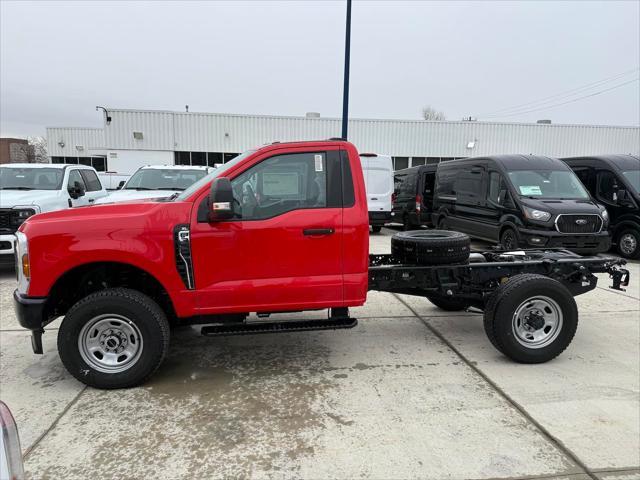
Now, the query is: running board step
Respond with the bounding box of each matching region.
[201,317,358,337]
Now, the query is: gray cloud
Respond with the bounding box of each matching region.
[1,0,638,137]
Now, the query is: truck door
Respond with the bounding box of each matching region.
[190,148,345,314]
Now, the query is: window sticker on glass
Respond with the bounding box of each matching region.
[519,185,542,195]
[315,154,323,172]
[263,172,300,196]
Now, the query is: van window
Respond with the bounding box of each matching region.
[435,168,457,197]
[394,174,406,193]
[488,172,508,203]
[401,174,417,194]
[508,170,589,199]
[454,170,483,202]
[597,171,620,204]
[231,152,327,220]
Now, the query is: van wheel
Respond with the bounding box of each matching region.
[617,229,640,259]
[392,230,470,265]
[426,295,469,311]
[58,288,170,389]
[438,218,449,230]
[371,225,382,233]
[500,228,519,250]
[483,274,578,363]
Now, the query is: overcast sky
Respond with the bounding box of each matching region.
[1,0,638,138]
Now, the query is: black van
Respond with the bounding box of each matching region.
[392,165,437,229]
[431,155,611,254]
[562,155,640,259]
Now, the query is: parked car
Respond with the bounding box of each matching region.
[98,171,131,190]
[432,155,611,254]
[359,153,394,232]
[392,165,437,229]
[562,155,640,259]
[12,141,629,389]
[0,163,107,264]
[96,165,212,204]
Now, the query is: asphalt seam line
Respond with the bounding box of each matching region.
[393,293,599,480]
[23,385,88,461]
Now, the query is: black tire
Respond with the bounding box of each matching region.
[426,295,469,311]
[616,228,640,259]
[392,230,470,265]
[371,225,382,233]
[500,228,519,250]
[483,274,578,363]
[58,288,170,389]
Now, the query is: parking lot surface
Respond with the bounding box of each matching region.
[0,228,638,480]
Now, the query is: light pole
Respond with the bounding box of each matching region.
[341,0,352,139]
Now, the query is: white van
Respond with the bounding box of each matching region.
[359,153,394,233]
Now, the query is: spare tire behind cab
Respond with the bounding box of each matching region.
[391,230,470,265]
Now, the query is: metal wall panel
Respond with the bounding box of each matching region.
[48,109,640,159]
[46,128,104,157]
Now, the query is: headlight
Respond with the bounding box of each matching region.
[10,206,38,227]
[599,206,609,222]
[15,231,29,294]
[523,206,552,222]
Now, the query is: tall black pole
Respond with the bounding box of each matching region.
[341,0,352,139]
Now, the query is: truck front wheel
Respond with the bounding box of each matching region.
[483,274,578,363]
[58,288,170,389]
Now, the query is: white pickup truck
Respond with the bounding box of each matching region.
[0,163,107,263]
[96,165,212,204]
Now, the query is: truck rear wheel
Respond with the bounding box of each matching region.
[392,230,470,265]
[58,288,170,389]
[483,274,578,363]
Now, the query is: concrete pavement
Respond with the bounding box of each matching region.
[0,228,638,479]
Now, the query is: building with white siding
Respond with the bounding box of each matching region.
[46,108,640,174]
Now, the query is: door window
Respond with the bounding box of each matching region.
[67,169,86,190]
[488,172,507,203]
[80,169,102,192]
[231,152,327,220]
[597,171,620,204]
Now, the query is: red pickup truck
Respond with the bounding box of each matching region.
[13,140,629,389]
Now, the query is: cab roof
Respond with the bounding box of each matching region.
[138,165,211,171]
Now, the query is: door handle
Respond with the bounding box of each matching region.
[88,198,95,203]
[303,228,334,236]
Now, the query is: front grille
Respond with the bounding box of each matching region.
[0,209,13,233]
[555,214,602,234]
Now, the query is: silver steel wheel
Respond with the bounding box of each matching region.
[512,296,563,349]
[78,314,144,374]
[619,232,638,256]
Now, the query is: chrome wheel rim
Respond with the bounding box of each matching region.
[512,296,563,349]
[619,233,637,256]
[79,314,143,373]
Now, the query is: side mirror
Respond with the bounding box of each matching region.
[117,180,126,190]
[208,177,235,221]
[68,181,85,199]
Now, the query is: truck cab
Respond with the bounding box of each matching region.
[0,163,107,262]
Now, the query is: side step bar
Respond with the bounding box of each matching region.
[201,317,358,337]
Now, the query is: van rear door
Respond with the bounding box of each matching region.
[361,155,393,213]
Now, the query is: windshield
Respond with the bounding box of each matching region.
[175,150,256,201]
[125,168,208,191]
[622,170,639,194]
[507,170,590,200]
[0,167,63,190]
